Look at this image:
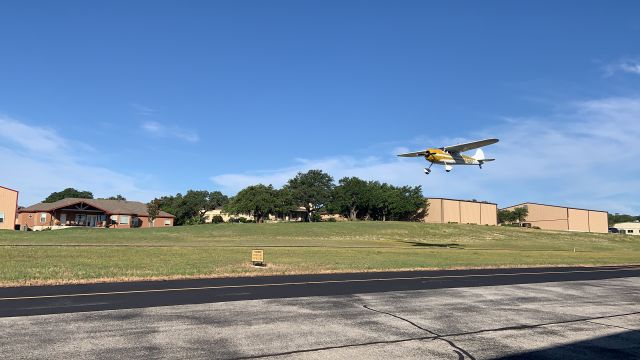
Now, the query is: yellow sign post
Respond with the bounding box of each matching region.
[251,249,265,267]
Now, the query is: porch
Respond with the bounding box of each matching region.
[52,202,109,228]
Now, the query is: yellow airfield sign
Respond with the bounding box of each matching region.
[251,249,265,266]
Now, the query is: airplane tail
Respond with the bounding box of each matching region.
[473,148,495,163]
[472,148,485,161]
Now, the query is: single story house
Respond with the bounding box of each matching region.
[613,222,640,235]
[18,198,174,230]
[203,206,310,223]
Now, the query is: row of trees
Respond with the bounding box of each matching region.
[43,188,127,203]
[608,213,640,226]
[39,170,427,225]
[223,170,425,223]
[152,190,229,225]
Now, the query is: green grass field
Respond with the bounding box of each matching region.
[1,222,638,286]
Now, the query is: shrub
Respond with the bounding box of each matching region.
[325,217,337,222]
[210,215,224,224]
[310,213,322,222]
[238,217,248,223]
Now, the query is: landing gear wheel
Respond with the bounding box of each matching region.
[423,168,431,175]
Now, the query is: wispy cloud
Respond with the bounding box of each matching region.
[131,103,157,116]
[211,97,640,214]
[0,117,68,154]
[141,121,199,143]
[604,58,640,76]
[0,114,163,205]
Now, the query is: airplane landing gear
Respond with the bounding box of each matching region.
[424,163,433,175]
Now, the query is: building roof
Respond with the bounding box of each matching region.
[613,222,640,228]
[19,198,175,218]
[426,197,497,205]
[500,202,607,214]
[0,185,19,193]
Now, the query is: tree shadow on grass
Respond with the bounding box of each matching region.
[402,241,463,249]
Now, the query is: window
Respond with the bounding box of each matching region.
[628,230,634,234]
[0,211,4,223]
[40,213,47,224]
[119,215,130,225]
[164,219,171,226]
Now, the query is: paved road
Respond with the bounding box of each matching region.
[1,265,639,318]
[1,266,639,359]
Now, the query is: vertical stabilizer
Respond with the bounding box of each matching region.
[472,148,485,160]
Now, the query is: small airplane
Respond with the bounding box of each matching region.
[397,138,499,175]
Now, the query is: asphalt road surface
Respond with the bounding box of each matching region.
[1,265,639,359]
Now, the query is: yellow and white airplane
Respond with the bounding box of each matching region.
[397,138,499,175]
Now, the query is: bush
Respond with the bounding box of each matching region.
[310,213,322,222]
[210,215,224,224]
[238,217,248,223]
[325,217,337,222]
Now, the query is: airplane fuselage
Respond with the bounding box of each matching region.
[425,148,480,165]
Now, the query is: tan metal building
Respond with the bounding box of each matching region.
[501,202,608,234]
[0,186,19,230]
[424,198,497,226]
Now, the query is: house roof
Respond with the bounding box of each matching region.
[19,198,175,218]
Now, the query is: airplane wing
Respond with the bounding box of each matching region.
[443,138,499,153]
[397,150,429,157]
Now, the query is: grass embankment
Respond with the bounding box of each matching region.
[0,222,638,286]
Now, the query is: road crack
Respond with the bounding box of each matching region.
[226,309,640,359]
[363,304,476,360]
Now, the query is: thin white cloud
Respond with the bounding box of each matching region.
[141,121,199,143]
[211,97,640,214]
[604,58,640,76]
[0,115,164,206]
[0,116,68,154]
[131,103,157,116]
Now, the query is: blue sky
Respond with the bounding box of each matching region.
[1,1,639,213]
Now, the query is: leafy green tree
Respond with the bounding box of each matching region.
[147,200,160,227]
[608,213,640,226]
[208,191,230,210]
[497,209,514,224]
[332,177,370,220]
[365,182,393,221]
[272,188,297,220]
[225,184,278,223]
[498,207,528,225]
[512,206,529,223]
[43,188,93,203]
[97,195,127,200]
[153,190,229,225]
[104,195,127,200]
[387,185,425,221]
[284,170,335,222]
